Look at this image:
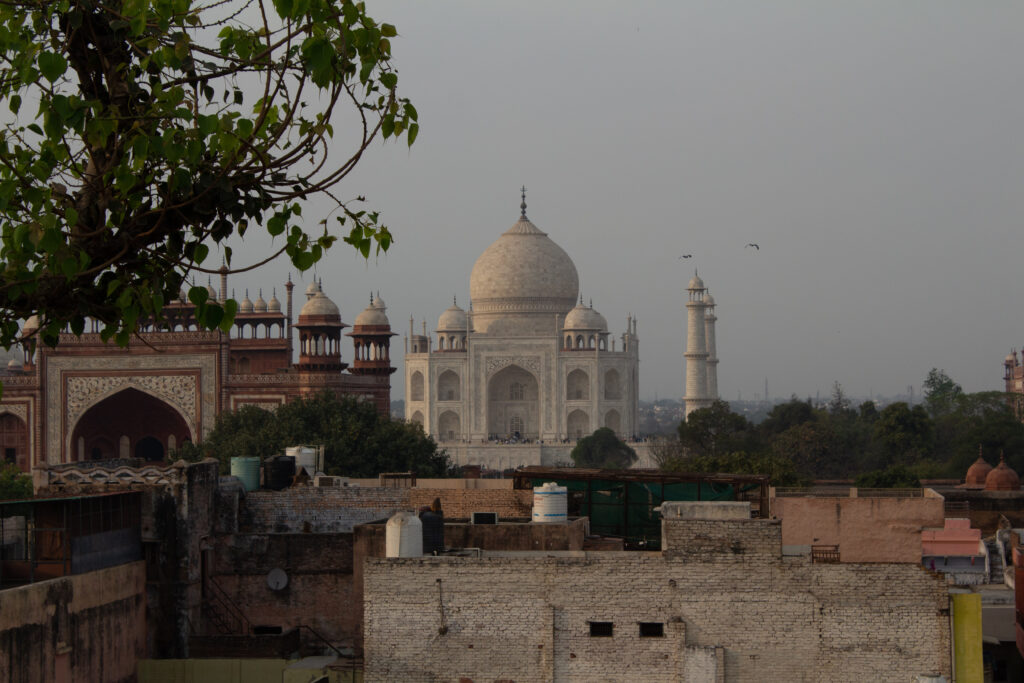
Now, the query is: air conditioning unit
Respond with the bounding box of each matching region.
[471,512,498,525]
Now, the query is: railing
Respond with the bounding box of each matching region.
[811,545,841,563]
[944,501,970,516]
[204,574,250,635]
[299,624,346,657]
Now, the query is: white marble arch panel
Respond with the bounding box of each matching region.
[230,394,287,411]
[46,353,217,464]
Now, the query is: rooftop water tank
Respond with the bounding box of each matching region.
[386,511,423,558]
[532,482,568,523]
[263,455,296,491]
[230,456,260,492]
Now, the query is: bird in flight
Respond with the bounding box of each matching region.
[745,243,759,250]
[678,254,692,259]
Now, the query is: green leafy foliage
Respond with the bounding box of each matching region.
[175,392,455,477]
[661,370,1024,484]
[0,0,416,350]
[0,462,32,501]
[570,427,638,469]
[677,400,758,458]
[854,465,921,489]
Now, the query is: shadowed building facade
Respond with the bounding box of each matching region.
[0,275,394,470]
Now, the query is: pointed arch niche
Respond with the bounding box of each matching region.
[69,388,193,462]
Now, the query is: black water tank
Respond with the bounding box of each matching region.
[420,511,444,555]
[264,455,296,491]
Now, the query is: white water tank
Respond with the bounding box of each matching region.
[386,511,423,558]
[532,482,568,523]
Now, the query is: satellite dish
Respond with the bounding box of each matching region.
[267,567,289,591]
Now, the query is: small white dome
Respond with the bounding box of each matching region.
[305,281,320,299]
[206,283,218,302]
[704,293,715,307]
[687,273,705,291]
[253,290,268,313]
[22,315,40,335]
[437,302,467,331]
[268,291,281,313]
[563,301,606,331]
[299,291,340,319]
[239,291,254,313]
[6,359,19,371]
[355,302,390,326]
[372,294,387,310]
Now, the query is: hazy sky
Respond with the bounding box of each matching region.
[227,2,1024,402]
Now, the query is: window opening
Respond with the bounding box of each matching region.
[639,622,664,638]
[589,621,614,637]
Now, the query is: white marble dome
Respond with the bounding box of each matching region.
[253,291,268,313]
[354,298,390,326]
[437,302,467,331]
[268,291,281,313]
[299,291,340,319]
[239,291,254,313]
[470,215,579,318]
[563,302,607,331]
[687,273,705,291]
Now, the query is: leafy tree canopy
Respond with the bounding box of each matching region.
[0,0,416,349]
[176,392,454,477]
[759,396,817,436]
[678,400,756,458]
[570,427,638,469]
[854,465,921,489]
[0,461,32,500]
[923,368,964,418]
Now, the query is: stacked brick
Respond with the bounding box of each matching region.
[364,518,951,682]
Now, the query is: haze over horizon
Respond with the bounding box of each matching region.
[223,2,1024,403]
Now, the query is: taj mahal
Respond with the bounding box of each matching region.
[404,191,641,468]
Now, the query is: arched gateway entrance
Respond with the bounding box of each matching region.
[70,388,192,462]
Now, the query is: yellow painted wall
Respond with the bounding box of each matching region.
[952,592,983,683]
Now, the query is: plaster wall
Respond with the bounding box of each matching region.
[0,561,146,683]
[773,495,945,562]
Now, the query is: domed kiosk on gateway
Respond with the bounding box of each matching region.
[404,188,640,469]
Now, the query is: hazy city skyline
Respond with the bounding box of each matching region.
[222,2,1024,402]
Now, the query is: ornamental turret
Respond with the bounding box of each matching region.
[347,293,397,375]
[294,280,348,372]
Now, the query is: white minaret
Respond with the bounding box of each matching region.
[704,292,719,401]
[684,271,711,417]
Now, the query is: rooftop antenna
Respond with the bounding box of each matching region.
[520,185,527,219]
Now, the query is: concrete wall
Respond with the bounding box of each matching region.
[364,520,951,682]
[772,495,945,562]
[0,561,146,683]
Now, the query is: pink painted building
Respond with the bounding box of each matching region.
[922,518,982,557]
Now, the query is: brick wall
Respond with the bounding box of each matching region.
[410,488,534,519]
[661,518,782,562]
[364,520,951,682]
[243,488,409,532]
[212,533,358,647]
[242,487,535,533]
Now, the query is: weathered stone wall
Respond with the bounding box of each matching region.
[241,486,534,533]
[0,561,146,683]
[364,522,951,682]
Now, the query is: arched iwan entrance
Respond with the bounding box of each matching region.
[70,388,192,462]
[488,365,539,440]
